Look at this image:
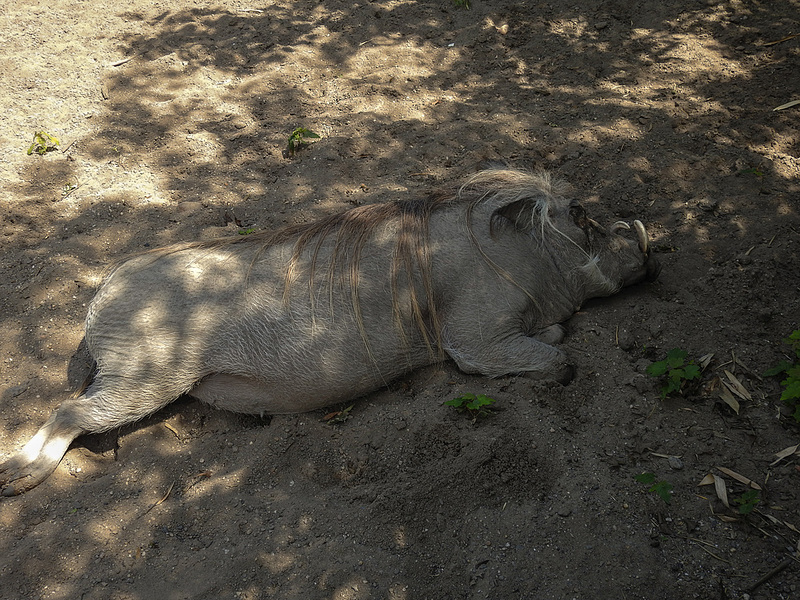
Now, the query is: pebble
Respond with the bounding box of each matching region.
[617,328,634,351]
[668,456,684,470]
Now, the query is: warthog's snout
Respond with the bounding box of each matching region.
[612,219,661,285]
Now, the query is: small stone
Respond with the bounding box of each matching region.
[617,329,635,351]
[557,507,572,518]
[668,456,684,470]
[696,197,718,212]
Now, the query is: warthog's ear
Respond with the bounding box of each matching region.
[568,203,590,230]
[491,198,535,234]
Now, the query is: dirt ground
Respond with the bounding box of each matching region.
[1,0,799,598]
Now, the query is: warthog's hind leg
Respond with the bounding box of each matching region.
[0,408,84,496]
[1,374,184,496]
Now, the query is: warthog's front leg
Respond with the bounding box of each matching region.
[443,329,573,384]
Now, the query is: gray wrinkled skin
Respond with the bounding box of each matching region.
[0,168,660,495]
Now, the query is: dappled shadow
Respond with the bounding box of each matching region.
[2,0,800,598]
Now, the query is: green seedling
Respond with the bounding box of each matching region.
[765,330,800,422]
[323,404,353,425]
[452,0,471,9]
[444,393,496,419]
[238,227,257,235]
[737,166,764,178]
[27,131,60,155]
[734,489,760,515]
[635,472,673,504]
[286,127,320,157]
[646,348,701,399]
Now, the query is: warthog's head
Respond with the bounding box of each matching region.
[468,168,660,304]
[556,203,661,295]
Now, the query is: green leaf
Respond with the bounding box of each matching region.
[666,348,688,368]
[650,480,673,504]
[786,365,800,379]
[670,368,685,381]
[735,490,760,515]
[683,364,701,380]
[780,379,800,402]
[764,361,792,377]
[647,361,668,377]
[635,472,656,484]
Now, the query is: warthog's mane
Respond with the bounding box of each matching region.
[183,168,573,361]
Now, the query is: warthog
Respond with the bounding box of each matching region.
[0,167,659,495]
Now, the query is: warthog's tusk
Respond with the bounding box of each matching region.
[611,221,630,234]
[633,220,648,254]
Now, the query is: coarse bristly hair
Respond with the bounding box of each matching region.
[176,168,585,362]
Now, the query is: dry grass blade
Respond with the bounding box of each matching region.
[746,559,792,593]
[764,33,800,46]
[718,381,740,414]
[724,370,752,401]
[138,481,175,518]
[771,444,800,466]
[698,473,716,486]
[713,474,730,508]
[773,99,800,111]
[693,542,732,564]
[698,353,714,370]
[716,466,762,490]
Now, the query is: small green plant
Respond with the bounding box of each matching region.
[635,472,673,504]
[323,404,353,425]
[452,0,471,9]
[734,489,760,515]
[238,227,257,235]
[737,166,764,178]
[646,348,701,399]
[444,393,496,419]
[27,130,60,155]
[765,330,800,422]
[286,127,320,157]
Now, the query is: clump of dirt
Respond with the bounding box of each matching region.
[1,1,798,599]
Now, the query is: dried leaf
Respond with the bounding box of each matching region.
[713,474,730,508]
[718,515,738,523]
[716,466,762,490]
[761,512,781,526]
[784,520,800,535]
[698,353,714,370]
[724,370,752,401]
[650,452,676,459]
[718,382,740,414]
[773,99,800,111]
[698,473,716,486]
[770,444,800,466]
